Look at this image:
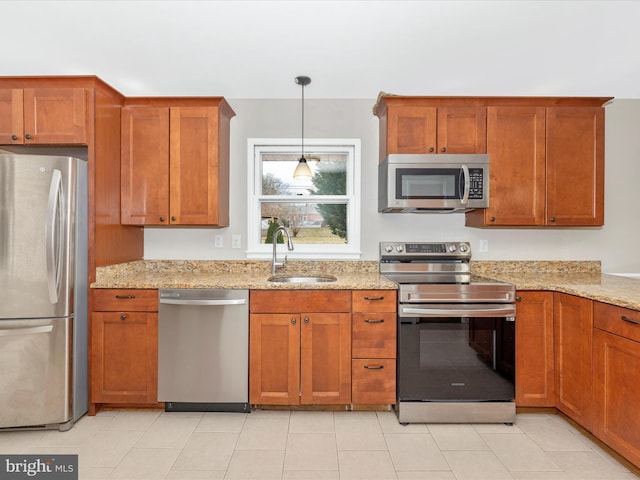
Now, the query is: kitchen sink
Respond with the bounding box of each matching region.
[267,274,337,283]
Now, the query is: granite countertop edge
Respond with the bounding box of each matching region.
[92,260,640,311]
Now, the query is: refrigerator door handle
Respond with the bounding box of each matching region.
[45,169,63,304]
[0,325,54,337]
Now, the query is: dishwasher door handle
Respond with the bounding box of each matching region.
[159,298,247,306]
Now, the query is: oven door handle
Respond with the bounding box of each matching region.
[401,305,516,318]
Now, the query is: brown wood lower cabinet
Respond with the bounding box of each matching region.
[351,290,397,404]
[90,289,159,412]
[515,291,555,406]
[593,302,640,467]
[554,293,593,431]
[249,290,352,405]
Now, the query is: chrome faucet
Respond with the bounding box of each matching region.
[271,225,294,274]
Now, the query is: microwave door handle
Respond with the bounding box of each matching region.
[460,165,470,205]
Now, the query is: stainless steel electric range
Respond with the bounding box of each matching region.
[380,241,516,424]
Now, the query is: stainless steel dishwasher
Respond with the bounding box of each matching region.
[158,289,249,412]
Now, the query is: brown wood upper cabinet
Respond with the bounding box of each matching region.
[121,98,235,226]
[374,97,486,159]
[0,87,87,144]
[465,100,609,227]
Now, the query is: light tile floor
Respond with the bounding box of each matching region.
[0,410,637,479]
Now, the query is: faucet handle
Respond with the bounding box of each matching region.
[283,255,288,268]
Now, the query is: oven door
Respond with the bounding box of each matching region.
[397,303,516,402]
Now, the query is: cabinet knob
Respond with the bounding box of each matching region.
[159,217,165,222]
[429,147,435,153]
[490,216,496,222]
[291,318,296,325]
[25,134,32,140]
[441,147,447,153]
[171,216,177,221]
[304,316,310,324]
[516,296,522,302]
[549,217,556,222]
[120,314,127,321]
[11,135,18,140]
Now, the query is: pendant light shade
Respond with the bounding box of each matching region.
[293,75,312,179]
[293,156,313,178]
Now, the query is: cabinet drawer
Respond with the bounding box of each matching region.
[594,302,640,343]
[352,313,396,358]
[352,290,397,313]
[351,359,396,404]
[250,290,351,313]
[93,289,158,312]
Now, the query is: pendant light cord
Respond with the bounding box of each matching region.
[301,81,305,160]
[295,76,311,161]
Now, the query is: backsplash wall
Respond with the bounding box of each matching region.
[143,98,640,273]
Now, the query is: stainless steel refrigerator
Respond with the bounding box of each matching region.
[0,154,88,431]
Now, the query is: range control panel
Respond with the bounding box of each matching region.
[380,241,471,260]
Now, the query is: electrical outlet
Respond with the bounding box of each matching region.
[479,239,489,252]
[232,234,241,249]
[214,234,224,248]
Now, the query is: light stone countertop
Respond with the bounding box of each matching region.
[92,260,397,291]
[92,259,640,311]
[473,261,640,311]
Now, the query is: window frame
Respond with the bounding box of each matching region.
[246,138,361,259]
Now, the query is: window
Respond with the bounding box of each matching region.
[247,139,361,259]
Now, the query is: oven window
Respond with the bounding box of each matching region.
[398,317,515,402]
[396,168,461,199]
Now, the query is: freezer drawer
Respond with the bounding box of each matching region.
[158,289,249,412]
[0,317,72,430]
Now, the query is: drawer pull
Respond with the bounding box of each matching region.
[364,296,384,301]
[120,314,127,321]
[364,318,385,324]
[364,364,384,370]
[115,295,136,299]
[621,315,640,326]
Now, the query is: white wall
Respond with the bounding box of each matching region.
[143,98,640,273]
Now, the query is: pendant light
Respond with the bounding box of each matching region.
[293,75,313,179]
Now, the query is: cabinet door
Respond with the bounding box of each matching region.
[91,311,158,404]
[300,313,351,404]
[23,88,87,144]
[386,106,437,154]
[468,106,546,227]
[554,293,593,430]
[121,107,170,225]
[0,89,24,144]
[352,359,396,404]
[515,291,555,406]
[593,329,640,467]
[249,313,300,405]
[170,107,227,225]
[546,107,604,226]
[437,107,486,154]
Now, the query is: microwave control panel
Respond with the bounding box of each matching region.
[468,168,484,199]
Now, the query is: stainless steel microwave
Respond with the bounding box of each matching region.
[378,154,490,213]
